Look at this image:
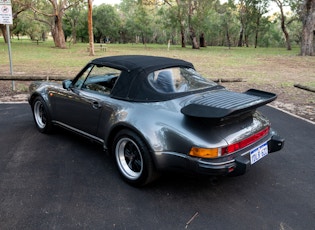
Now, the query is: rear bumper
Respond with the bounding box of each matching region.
[154,134,285,177]
[230,134,285,176]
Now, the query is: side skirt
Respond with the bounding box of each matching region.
[53,120,106,148]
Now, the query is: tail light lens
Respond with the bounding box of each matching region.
[189,126,270,158]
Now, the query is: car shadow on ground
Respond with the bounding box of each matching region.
[48,126,236,190]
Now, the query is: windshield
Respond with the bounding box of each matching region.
[148,67,217,94]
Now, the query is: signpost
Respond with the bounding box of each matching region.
[0,0,14,90]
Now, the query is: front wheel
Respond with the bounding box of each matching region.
[32,96,53,133]
[113,130,158,186]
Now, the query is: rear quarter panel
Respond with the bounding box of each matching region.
[99,97,269,157]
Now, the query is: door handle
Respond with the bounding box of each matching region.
[92,101,102,109]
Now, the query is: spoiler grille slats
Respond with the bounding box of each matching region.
[181,89,277,119]
[191,91,261,109]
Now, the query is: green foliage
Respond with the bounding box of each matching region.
[93,4,121,43]
[156,5,182,44]
[12,11,49,41]
[7,0,306,49]
[76,9,89,43]
[63,5,86,43]
[124,4,153,44]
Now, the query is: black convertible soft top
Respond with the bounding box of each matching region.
[82,55,277,120]
[91,55,194,72]
[90,55,196,102]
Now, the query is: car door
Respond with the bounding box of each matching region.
[54,89,103,136]
[53,64,121,137]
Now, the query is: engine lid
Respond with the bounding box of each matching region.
[181,89,277,119]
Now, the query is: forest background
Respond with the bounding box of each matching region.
[1,0,315,56]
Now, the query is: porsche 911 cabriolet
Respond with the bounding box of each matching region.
[29,55,284,186]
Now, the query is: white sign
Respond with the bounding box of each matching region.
[0,0,12,25]
[0,0,11,3]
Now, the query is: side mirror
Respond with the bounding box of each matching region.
[62,80,72,90]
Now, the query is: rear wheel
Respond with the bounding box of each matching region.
[113,130,158,186]
[32,96,53,133]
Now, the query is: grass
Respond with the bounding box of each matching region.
[0,38,314,87]
[1,38,313,120]
[0,38,314,116]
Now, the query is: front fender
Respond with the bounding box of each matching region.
[29,82,57,119]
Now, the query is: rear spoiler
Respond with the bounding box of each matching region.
[181,89,277,119]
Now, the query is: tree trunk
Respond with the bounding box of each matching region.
[189,27,199,49]
[42,32,46,41]
[254,16,260,48]
[200,33,206,47]
[180,24,186,48]
[300,0,315,56]
[254,30,258,48]
[72,20,77,44]
[88,0,95,56]
[188,0,199,49]
[238,26,244,47]
[274,0,292,50]
[0,24,7,43]
[141,32,146,45]
[244,33,249,47]
[176,0,186,48]
[226,29,231,49]
[51,15,66,49]
[280,15,291,50]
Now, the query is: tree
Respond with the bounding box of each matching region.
[236,0,257,47]
[216,2,234,48]
[175,0,187,47]
[299,0,315,55]
[237,0,248,46]
[63,5,85,44]
[191,0,216,48]
[174,0,203,49]
[187,0,199,49]
[119,0,151,44]
[30,0,84,49]
[124,4,153,45]
[273,0,292,50]
[156,6,179,44]
[0,0,29,43]
[12,11,49,40]
[93,4,121,43]
[252,0,269,48]
[76,9,89,42]
[88,0,94,56]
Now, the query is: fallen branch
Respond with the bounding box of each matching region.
[0,75,67,81]
[294,84,315,93]
[0,75,243,83]
[212,78,243,83]
[185,212,199,229]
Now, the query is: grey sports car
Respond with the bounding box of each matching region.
[29,55,284,186]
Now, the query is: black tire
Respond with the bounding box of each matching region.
[113,129,158,186]
[32,96,53,133]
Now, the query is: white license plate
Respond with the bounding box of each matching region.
[250,142,268,165]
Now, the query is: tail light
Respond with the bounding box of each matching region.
[189,126,270,158]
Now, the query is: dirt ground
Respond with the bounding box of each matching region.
[223,81,315,123]
[0,79,314,123]
[1,45,314,122]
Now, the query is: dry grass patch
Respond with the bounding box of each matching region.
[0,41,314,121]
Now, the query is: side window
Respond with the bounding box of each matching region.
[81,65,121,95]
[73,64,93,89]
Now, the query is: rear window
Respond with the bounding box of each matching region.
[148,67,217,94]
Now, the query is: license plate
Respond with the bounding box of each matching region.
[250,142,268,165]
